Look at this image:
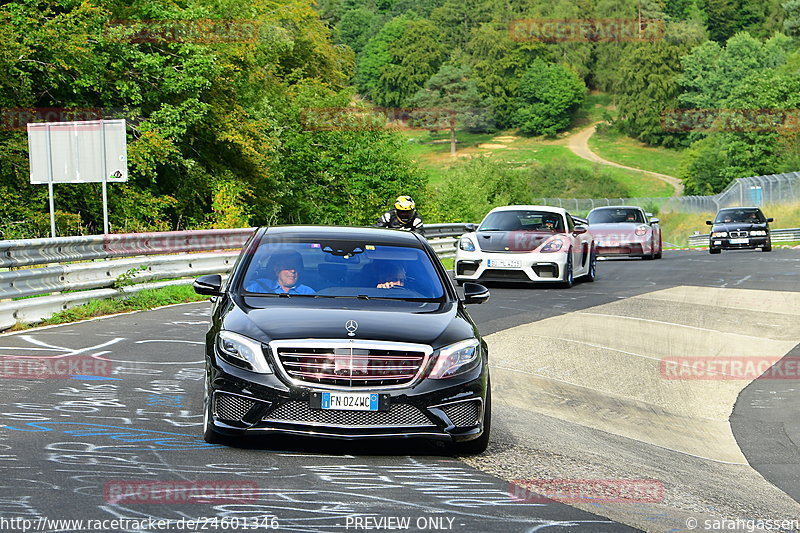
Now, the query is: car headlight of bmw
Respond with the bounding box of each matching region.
[428,339,481,379]
[540,238,564,253]
[750,230,767,236]
[711,232,728,238]
[216,331,272,373]
[459,236,476,251]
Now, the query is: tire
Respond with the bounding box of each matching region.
[560,252,574,288]
[709,248,721,255]
[762,240,772,252]
[452,379,491,455]
[583,248,597,282]
[654,236,663,259]
[203,380,225,445]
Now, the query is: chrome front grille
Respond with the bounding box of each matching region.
[263,401,433,427]
[270,340,432,389]
[441,400,481,427]
[214,393,254,421]
[729,230,748,238]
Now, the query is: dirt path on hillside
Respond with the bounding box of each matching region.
[567,123,684,196]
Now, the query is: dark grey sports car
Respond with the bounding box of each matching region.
[706,207,773,254]
[193,226,492,453]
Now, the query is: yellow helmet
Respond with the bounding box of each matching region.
[394,196,415,211]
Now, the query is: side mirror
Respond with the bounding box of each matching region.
[572,226,588,235]
[650,217,660,224]
[463,282,490,305]
[464,223,477,232]
[767,217,774,223]
[706,220,713,226]
[193,274,223,296]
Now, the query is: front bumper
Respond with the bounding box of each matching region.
[594,237,652,257]
[454,250,565,283]
[709,236,769,250]
[206,354,488,443]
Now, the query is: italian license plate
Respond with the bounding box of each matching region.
[311,392,381,411]
[488,259,521,268]
[729,238,749,244]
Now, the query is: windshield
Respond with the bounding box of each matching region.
[714,209,766,224]
[240,239,445,300]
[588,208,645,224]
[479,210,565,233]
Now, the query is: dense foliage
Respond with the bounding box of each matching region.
[1,0,798,237]
[0,0,421,237]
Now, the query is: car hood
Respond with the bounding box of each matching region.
[711,223,768,232]
[222,298,475,348]
[475,230,558,252]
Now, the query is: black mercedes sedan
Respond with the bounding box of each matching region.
[706,207,773,254]
[193,226,492,453]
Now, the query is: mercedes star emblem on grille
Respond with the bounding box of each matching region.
[345,320,358,336]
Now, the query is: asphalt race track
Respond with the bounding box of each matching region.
[0,249,798,533]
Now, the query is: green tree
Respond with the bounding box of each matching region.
[336,7,383,54]
[784,0,800,36]
[616,38,693,147]
[465,22,546,128]
[407,64,494,154]
[357,15,447,107]
[513,59,586,136]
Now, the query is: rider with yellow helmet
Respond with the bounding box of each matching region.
[375,195,424,233]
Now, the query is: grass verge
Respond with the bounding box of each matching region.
[588,129,684,179]
[658,202,800,246]
[7,283,206,332]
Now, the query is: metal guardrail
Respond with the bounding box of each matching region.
[534,171,800,214]
[688,228,800,246]
[0,228,255,268]
[0,224,469,330]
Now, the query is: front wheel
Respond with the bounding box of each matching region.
[203,381,225,445]
[451,382,491,455]
[709,248,721,255]
[762,240,772,252]
[560,252,574,288]
[654,236,663,259]
[583,248,597,282]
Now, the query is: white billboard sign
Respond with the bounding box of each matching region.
[27,119,128,184]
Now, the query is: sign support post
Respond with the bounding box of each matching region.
[99,119,109,234]
[45,123,56,238]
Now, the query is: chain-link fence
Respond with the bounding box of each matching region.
[534,171,800,213]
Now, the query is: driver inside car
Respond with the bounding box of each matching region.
[376,263,406,289]
[246,251,315,294]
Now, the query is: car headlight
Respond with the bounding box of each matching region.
[216,331,272,373]
[711,232,728,238]
[750,230,767,236]
[459,236,476,251]
[635,225,649,236]
[428,339,481,379]
[540,238,564,253]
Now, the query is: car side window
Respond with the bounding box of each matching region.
[566,215,575,232]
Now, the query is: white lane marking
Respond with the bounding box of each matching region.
[575,312,775,338]
[0,336,124,358]
[734,275,752,286]
[135,340,205,345]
